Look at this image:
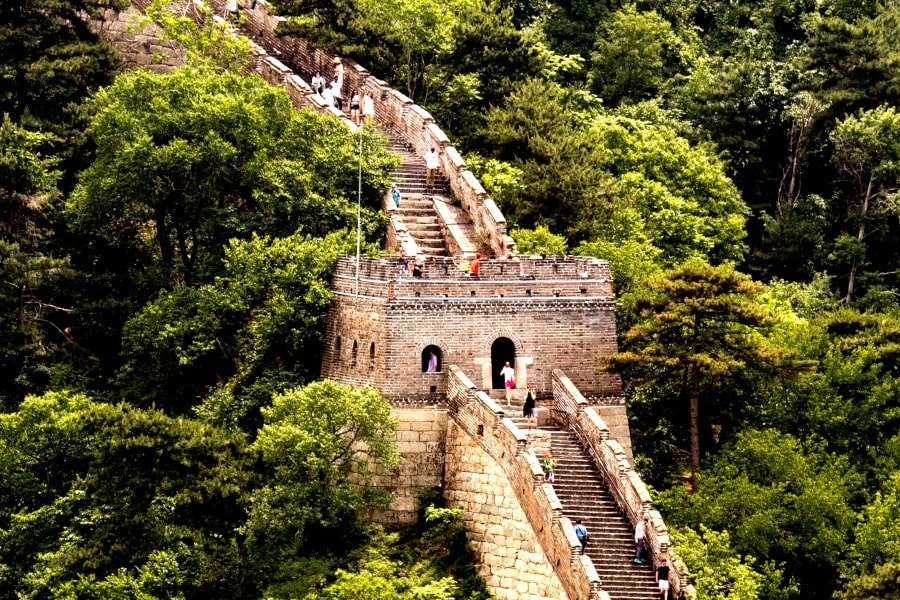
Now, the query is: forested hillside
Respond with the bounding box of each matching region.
[2,0,900,597]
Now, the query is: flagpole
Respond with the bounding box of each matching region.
[356,129,362,295]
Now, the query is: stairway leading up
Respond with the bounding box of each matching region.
[508,403,660,600]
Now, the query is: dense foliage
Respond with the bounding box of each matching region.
[4,0,900,597]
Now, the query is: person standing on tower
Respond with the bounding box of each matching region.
[500,360,515,406]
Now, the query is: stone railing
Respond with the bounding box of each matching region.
[551,369,696,600]
[446,365,610,600]
[179,0,515,257]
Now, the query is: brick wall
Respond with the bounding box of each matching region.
[321,256,623,402]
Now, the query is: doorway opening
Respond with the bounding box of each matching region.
[491,337,516,389]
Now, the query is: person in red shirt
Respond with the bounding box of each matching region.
[469,252,481,278]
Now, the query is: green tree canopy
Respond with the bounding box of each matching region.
[0,0,125,133]
[247,380,400,593]
[0,391,254,599]
[659,429,859,598]
[67,66,396,289]
[601,259,795,490]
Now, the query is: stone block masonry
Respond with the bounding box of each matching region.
[91,5,185,72]
[445,420,568,600]
[374,407,448,527]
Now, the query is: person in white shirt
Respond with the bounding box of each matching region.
[225,0,239,22]
[311,72,326,96]
[634,514,649,564]
[330,77,343,110]
[424,147,439,192]
[362,91,375,125]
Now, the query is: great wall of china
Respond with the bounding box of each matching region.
[94,3,697,598]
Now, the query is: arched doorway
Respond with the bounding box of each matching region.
[491,337,516,389]
[421,345,442,372]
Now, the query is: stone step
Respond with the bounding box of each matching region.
[534,425,660,600]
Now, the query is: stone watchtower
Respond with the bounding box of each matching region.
[321,254,624,403]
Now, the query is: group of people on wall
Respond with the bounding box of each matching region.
[311,58,375,126]
[394,252,482,280]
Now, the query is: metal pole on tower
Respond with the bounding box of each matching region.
[356,130,362,295]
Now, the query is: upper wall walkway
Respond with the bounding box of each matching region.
[168,0,515,257]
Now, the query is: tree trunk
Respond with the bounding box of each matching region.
[689,365,701,493]
[846,176,874,304]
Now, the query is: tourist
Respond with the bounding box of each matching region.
[362,91,375,125]
[656,559,671,599]
[424,147,439,192]
[330,77,343,110]
[412,256,424,278]
[542,450,555,483]
[426,350,438,373]
[332,56,344,86]
[398,251,410,277]
[311,72,326,96]
[634,514,649,564]
[391,183,401,209]
[459,255,470,276]
[574,519,589,554]
[500,360,515,406]
[225,0,239,22]
[469,252,481,278]
[523,386,536,432]
[321,85,334,108]
[350,90,361,125]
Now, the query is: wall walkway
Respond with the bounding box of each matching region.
[196,0,514,256]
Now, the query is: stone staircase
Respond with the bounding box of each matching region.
[387,135,451,196]
[384,132,477,257]
[391,193,447,256]
[507,402,660,600]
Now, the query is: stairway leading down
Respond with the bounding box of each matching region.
[508,405,660,600]
[387,135,451,197]
[384,132,477,257]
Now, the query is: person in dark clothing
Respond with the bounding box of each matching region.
[523,387,536,432]
[656,560,670,599]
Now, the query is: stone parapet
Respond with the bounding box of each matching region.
[551,369,696,600]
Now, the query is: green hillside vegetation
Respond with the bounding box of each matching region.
[2,0,900,597]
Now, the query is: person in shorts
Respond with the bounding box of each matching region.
[656,560,670,599]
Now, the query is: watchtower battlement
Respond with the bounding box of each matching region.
[321,255,623,403]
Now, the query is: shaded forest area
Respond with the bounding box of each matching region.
[2,0,900,597]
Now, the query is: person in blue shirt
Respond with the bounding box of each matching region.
[391,183,401,208]
[574,519,588,554]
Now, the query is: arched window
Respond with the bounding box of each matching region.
[421,345,442,373]
[335,336,342,361]
[369,342,376,370]
[351,340,358,368]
